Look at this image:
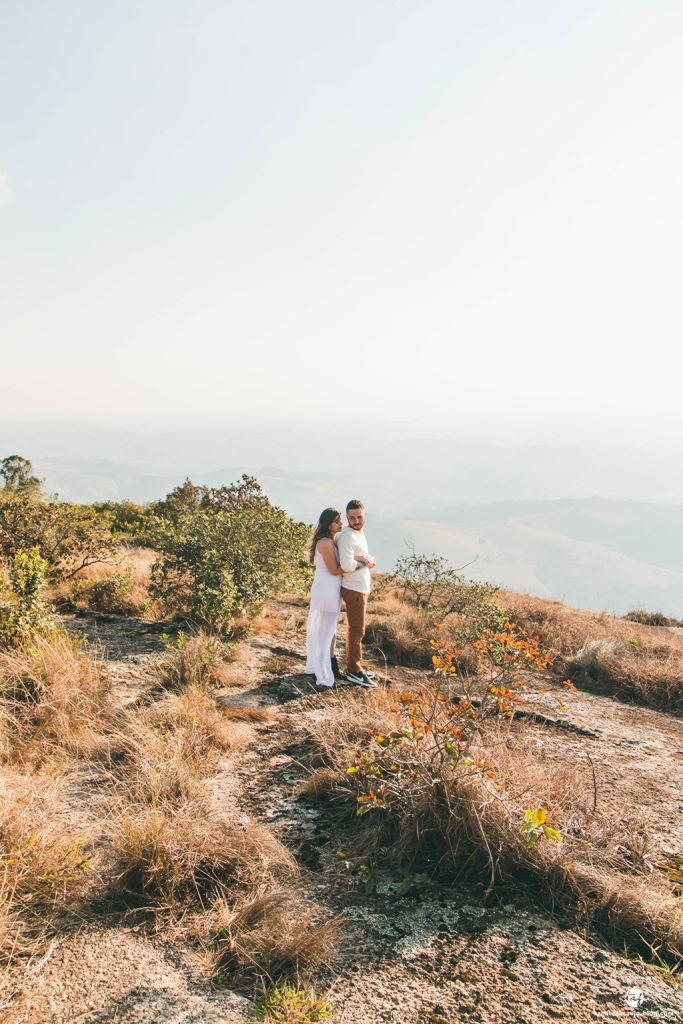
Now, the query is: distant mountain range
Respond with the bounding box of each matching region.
[2,421,682,617]
[370,499,683,618]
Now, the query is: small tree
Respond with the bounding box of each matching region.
[1,455,43,496]
[383,546,504,631]
[0,493,117,581]
[147,475,308,634]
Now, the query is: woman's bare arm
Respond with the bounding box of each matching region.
[317,538,343,575]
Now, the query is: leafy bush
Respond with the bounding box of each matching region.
[0,547,54,647]
[146,475,308,634]
[0,492,116,581]
[342,624,555,833]
[381,547,504,628]
[92,500,152,543]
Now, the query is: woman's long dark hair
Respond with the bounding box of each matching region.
[308,507,341,564]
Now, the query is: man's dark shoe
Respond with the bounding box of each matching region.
[315,680,335,692]
[345,670,377,689]
[331,656,344,681]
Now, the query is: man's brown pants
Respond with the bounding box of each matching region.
[341,587,368,675]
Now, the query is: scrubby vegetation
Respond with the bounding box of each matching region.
[625,607,683,628]
[255,981,332,1023]
[0,459,336,1012]
[304,626,683,962]
[0,630,111,764]
[368,549,504,668]
[0,782,94,964]
[0,547,54,646]
[366,549,683,714]
[145,475,309,634]
[501,590,683,713]
[0,491,117,582]
[1,454,681,1020]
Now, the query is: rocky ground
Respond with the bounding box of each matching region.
[2,603,682,1024]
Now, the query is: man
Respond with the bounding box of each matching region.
[335,499,377,688]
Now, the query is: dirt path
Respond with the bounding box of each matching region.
[3,606,682,1024]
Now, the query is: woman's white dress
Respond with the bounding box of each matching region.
[305,547,342,687]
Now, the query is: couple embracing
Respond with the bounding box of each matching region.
[305,499,377,692]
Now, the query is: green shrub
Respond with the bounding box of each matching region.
[146,475,308,634]
[0,547,54,646]
[256,982,332,1023]
[91,500,152,544]
[624,608,683,628]
[382,547,502,624]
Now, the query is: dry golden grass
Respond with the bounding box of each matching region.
[110,798,296,907]
[209,641,256,689]
[114,721,215,809]
[367,586,683,712]
[51,545,157,618]
[202,888,339,987]
[109,678,251,808]
[148,684,236,755]
[365,591,431,666]
[0,781,95,963]
[219,704,274,724]
[365,590,489,675]
[0,605,338,989]
[299,768,340,803]
[501,591,683,712]
[248,606,285,637]
[107,663,301,937]
[304,686,683,961]
[0,630,112,765]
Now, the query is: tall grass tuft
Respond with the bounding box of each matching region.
[205,889,339,988]
[0,629,111,763]
[110,799,296,907]
[155,630,237,692]
[0,783,94,963]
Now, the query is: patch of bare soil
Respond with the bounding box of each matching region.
[3,603,682,1024]
[5,929,251,1024]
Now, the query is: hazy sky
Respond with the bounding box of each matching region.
[2,1,682,426]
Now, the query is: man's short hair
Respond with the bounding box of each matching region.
[346,499,365,512]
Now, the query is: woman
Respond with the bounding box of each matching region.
[305,508,345,691]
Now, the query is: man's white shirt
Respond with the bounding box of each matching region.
[335,527,372,594]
